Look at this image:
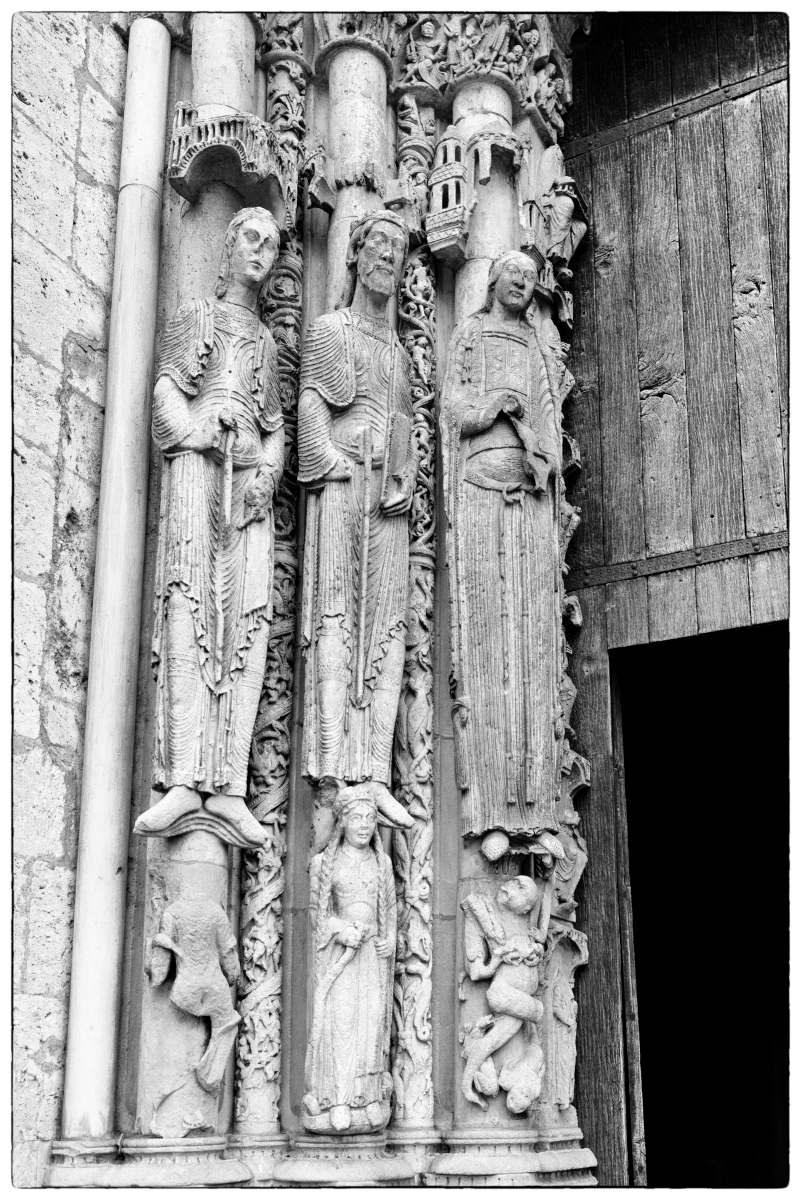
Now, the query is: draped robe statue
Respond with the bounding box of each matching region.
[303,785,398,1134]
[135,208,284,849]
[299,212,416,800]
[441,251,564,843]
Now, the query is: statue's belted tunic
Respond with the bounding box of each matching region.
[441,311,563,838]
[299,308,415,786]
[151,297,284,797]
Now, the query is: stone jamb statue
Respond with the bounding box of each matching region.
[135,206,284,849]
[302,783,400,1135]
[298,209,418,828]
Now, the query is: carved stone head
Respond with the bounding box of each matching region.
[497,874,539,916]
[338,210,409,308]
[482,250,537,318]
[215,206,280,310]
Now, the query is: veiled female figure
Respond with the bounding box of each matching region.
[303,785,397,1134]
[441,250,564,842]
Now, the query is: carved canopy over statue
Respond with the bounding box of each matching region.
[441,250,565,843]
[299,210,418,801]
[136,207,284,849]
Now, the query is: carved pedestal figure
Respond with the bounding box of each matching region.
[441,251,563,843]
[299,211,418,816]
[135,208,285,849]
[303,785,399,1135]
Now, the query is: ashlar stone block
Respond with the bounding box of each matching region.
[13,579,47,740]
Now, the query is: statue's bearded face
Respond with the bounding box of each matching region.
[230,216,279,291]
[494,255,536,314]
[356,221,406,298]
[342,801,376,848]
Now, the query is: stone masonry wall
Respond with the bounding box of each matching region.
[12,12,127,1186]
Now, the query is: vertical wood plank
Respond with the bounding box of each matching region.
[610,672,647,1186]
[695,558,751,633]
[760,82,788,498]
[668,13,719,103]
[748,548,789,625]
[716,13,757,86]
[675,107,745,547]
[646,569,698,643]
[722,92,785,537]
[587,13,627,135]
[630,125,693,557]
[605,578,649,649]
[565,153,605,570]
[624,13,671,119]
[563,36,589,142]
[756,13,788,72]
[572,586,629,1186]
[593,140,646,564]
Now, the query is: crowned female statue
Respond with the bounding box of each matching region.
[135,207,283,849]
[441,250,565,845]
[298,211,417,805]
[302,782,399,1134]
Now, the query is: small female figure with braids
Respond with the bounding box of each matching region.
[302,783,398,1134]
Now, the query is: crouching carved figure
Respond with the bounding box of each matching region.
[461,876,546,1114]
[302,784,403,1135]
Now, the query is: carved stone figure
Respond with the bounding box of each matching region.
[303,784,399,1134]
[146,891,241,1096]
[461,877,546,1114]
[441,250,564,843]
[135,208,284,849]
[299,211,417,804]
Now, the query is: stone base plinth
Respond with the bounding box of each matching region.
[386,1125,443,1177]
[425,1129,597,1187]
[46,1135,251,1187]
[272,1133,416,1187]
[226,1132,289,1185]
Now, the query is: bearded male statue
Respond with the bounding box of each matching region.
[135,207,284,848]
[298,210,418,813]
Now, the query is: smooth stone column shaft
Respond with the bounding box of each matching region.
[191,12,255,116]
[453,81,520,320]
[325,46,388,312]
[61,15,171,1138]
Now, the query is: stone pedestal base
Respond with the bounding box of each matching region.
[226,1132,289,1184]
[272,1133,416,1187]
[386,1126,443,1178]
[46,1136,251,1187]
[425,1129,597,1187]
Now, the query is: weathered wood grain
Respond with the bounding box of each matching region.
[605,578,648,649]
[610,673,647,1186]
[675,106,745,547]
[668,13,719,103]
[571,586,629,1186]
[565,153,605,570]
[573,531,787,591]
[646,568,698,643]
[748,547,788,625]
[722,92,785,538]
[760,82,788,498]
[592,140,645,565]
[630,124,693,558]
[624,13,671,119]
[756,13,788,73]
[695,558,751,634]
[716,13,757,86]
[587,13,627,136]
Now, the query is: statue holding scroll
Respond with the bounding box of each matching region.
[441,250,564,846]
[299,211,417,804]
[135,207,284,849]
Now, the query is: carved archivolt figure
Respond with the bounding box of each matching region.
[303,784,399,1134]
[299,211,417,803]
[461,876,545,1113]
[441,250,563,843]
[136,208,283,849]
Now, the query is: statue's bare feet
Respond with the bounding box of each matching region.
[330,1104,351,1132]
[134,786,201,836]
[204,794,265,848]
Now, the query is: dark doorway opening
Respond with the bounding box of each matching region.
[612,621,789,1188]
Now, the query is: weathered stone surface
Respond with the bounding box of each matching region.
[12,108,75,262]
[78,84,123,188]
[87,19,128,102]
[14,438,56,579]
[12,13,82,159]
[13,746,66,860]
[73,181,117,293]
[13,579,47,739]
[13,347,62,458]
[23,862,75,997]
[61,390,105,483]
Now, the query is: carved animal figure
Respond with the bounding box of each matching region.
[461,876,546,1112]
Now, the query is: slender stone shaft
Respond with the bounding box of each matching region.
[61,15,171,1138]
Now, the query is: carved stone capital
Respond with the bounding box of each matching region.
[113,12,189,46]
[313,12,415,79]
[168,102,298,227]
